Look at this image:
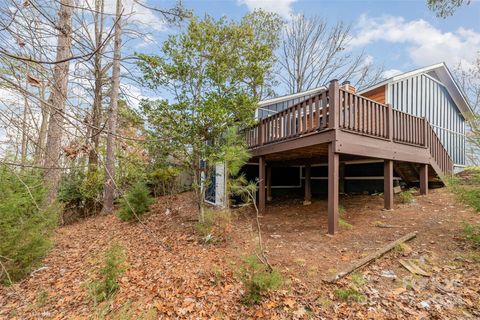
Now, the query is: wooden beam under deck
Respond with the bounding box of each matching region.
[250,130,432,165]
[335,130,431,164]
[250,129,335,157]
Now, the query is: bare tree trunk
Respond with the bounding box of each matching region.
[43,0,74,205]
[35,84,49,165]
[102,0,122,214]
[20,96,29,166]
[88,0,105,173]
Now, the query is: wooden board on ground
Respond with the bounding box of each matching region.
[399,259,431,277]
[324,232,417,283]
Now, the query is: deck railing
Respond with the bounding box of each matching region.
[392,109,426,146]
[245,80,453,175]
[425,124,454,174]
[338,89,389,139]
[245,90,330,147]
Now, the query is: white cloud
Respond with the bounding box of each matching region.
[84,0,166,32]
[237,0,296,18]
[351,14,480,70]
[361,54,374,67]
[0,87,22,105]
[382,69,403,78]
[121,83,149,109]
[135,33,157,48]
[120,0,166,32]
[80,0,166,49]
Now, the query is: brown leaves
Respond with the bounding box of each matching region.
[1,190,480,319]
[63,139,91,160]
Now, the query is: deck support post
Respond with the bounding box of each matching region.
[328,143,339,235]
[259,156,266,213]
[267,166,272,202]
[304,164,311,205]
[384,160,394,210]
[419,164,428,195]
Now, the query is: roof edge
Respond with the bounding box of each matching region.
[358,62,474,118]
[259,86,327,107]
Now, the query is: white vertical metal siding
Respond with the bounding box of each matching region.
[389,74,466,165]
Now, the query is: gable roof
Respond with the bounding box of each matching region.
[358,62,474,118]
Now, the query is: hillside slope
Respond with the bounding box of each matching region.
[1,190,479,319]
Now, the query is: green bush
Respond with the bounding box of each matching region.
[87,242,126,304]
[398,188,415,204]
[147,166,181,196]
[334,272,367,303]
[334,288,367,303]
[462,222,480,247]
[459,188,480,212]
[117,181,154,221]
[447,168,480,212]
[237,255,282,305]
[0,166,58,283]
[58,169,104,219]
[339,218,353,230]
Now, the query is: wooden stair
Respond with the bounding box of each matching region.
[394,162,444,187]
[394,162,419,183]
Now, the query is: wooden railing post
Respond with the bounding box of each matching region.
[258,119,264,146]
[328,79,339,129]
[423,117,428,147]
[386,104,393,141]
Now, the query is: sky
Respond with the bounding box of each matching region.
[1,0,479,157]
[129,0,479,94]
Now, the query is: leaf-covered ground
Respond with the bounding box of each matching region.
[1,189,479,319]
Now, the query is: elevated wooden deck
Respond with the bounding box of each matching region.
[245,80,454,235]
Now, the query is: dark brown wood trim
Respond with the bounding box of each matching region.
[335,130,430,164]
[384,160,394,210]
[265,157,329,167]
[328,143,339,235]
[328,80,339,129]
[250,130,335,157]
[419,164,428,195]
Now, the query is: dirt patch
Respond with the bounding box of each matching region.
[1,189,479,319]
[239,189,476,283]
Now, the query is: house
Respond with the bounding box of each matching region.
[208,63,474,235]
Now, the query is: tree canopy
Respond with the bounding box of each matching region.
[137,14,277,214]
